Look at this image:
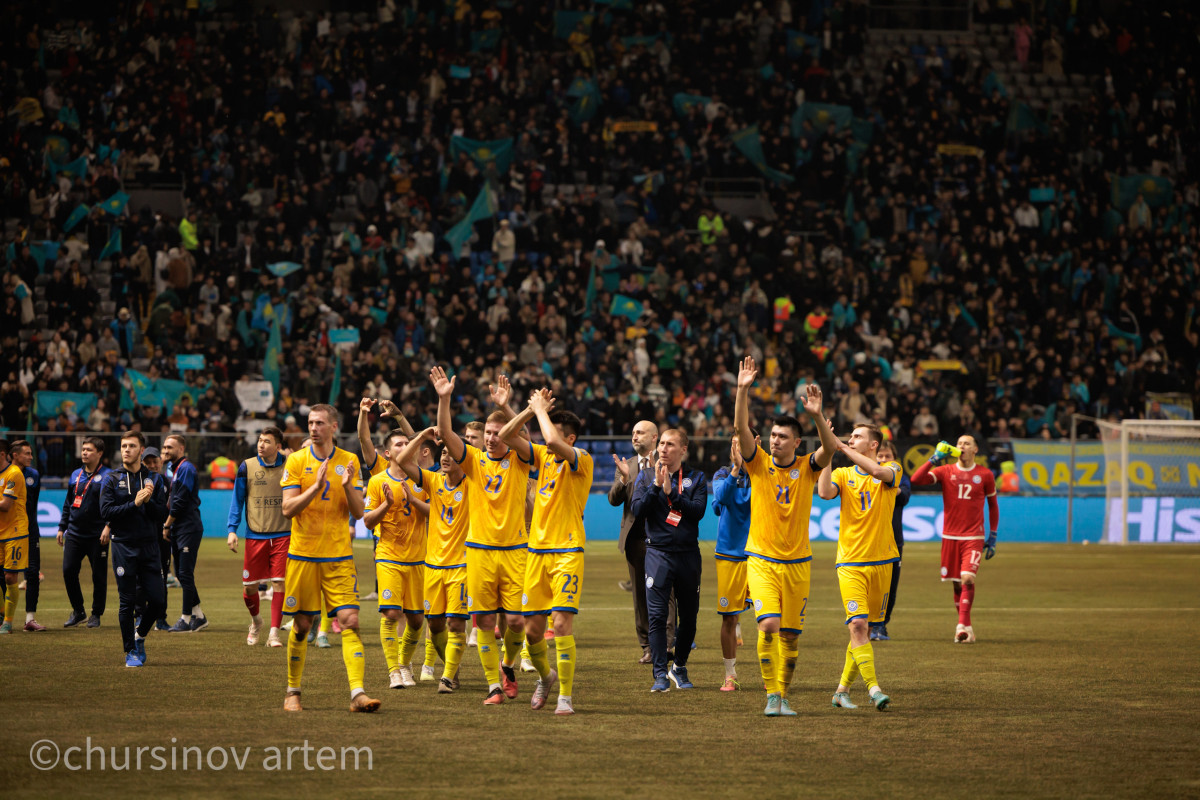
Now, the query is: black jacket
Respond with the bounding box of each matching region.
[100,465,169,543]
[59,465,111,539]
[631,465,707,553]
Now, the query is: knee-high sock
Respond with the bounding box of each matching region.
[757,631,778,694]
[287,625,308,691]
[4,584,19,624]
[476,626,501,688]
[431,629,448,663]
[953,582,962,613]
[423,629,438,668]
[850,642,880,694]
[959,584,975,626]
[319,610,331,634]
[341,628,366,693]
[444,630,465,682]
[379,617,399,672]
[244,592,260,617]
[839,642,859,689]
[556,634,577,696]
[270,592,284,629]
[398,623,422,666]
[777,635,799,697]
[502,627,524,666]
[527,637,553,682]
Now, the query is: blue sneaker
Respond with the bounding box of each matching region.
[876,625,890,641]
[167,618,191,633]
[135,638,146,664]
[868,624,881,641]
[189,616,209,632]
[125,651,144,668]
[668,664,693,689]
[764,693,782,716]
[650,675,670,693]
[155,618,170,632]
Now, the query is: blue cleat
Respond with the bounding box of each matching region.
[125,650,144,668]
[668,664,693,689]
[871,691,891,711]
[135,638,146,664]
[189,616,209,632]
[832,692,858,709]
[876,625,891,641]
[764,693,782,716]
[155,618,170,632]
[650,675,670,693]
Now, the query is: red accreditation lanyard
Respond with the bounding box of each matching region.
[73,469,101,507]
[664,467,684,527]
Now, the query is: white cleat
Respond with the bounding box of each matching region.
[420,665,436,682]
[467,627,478,648]
[521,657,536,673]
[267,628,284,647]
[389,670,404,689]
[554,695,575,716]
[954,623,967,643]
[398,665,417,688]
[961,625,975,643]
[247,617,262,646]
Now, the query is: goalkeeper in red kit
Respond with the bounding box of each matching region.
[911,435,999,644]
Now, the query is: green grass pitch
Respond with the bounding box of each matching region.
[3,541,1198,798]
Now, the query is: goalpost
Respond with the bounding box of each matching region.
[1096,419,1200,544]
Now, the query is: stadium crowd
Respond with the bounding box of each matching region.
[3,0,1199,470]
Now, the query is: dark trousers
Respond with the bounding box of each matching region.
[645,546,700,678]
[172,525,202,616]
[24,532,41,613]
[112,540,166,654]
[624,535,674,652]
[884,537,903,625]
[63,535,108,617]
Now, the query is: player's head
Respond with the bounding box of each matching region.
[550,411,581,447]
[441,444,464,481]
[81,436,105,468]
[119,430,146,469]
[847,424,883,457]
[631,419,659,457]
[484,410,508,457]
[769,416,802,461]
[161,434,187,463]
[956,434,978,463]
[464,421,485,449]
[307,404,338,445]
[417,437,437,469]
[384,430,410,465]
[657,428,689,472]
[877,439,898,464]
[258,427,283,460]
[9,439,32,469]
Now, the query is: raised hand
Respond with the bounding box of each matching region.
[489,373,512,407]
[359,396,375,414]
[135,484,153,506]
[381,482,394,506]
[419,425,438,442]
[341,461,357,489]
[400,480,415,502]
[430,366,455,398]
[737,356,758,390]
[529,387,551,414]
[613,454,631,482]
[377,398,400,417]
[315,457,330,485]
[730,436,743,473]
[802,382,823,416]
[661,463,674,495]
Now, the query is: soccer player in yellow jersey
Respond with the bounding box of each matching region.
[499,389,594,716]
[431,366,532,706]
[364,430,430,690]
[0,440,29,633]
[398,428,470,694]
[818,424,901,711]
[279,404,379,713]
[734,356,839,717]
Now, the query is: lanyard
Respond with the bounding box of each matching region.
[664,467,684,508]
[75,468,101,496]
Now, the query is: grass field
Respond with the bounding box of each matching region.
[3,540,1199,799]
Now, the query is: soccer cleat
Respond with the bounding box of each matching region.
[778,698,798,717]
[247,617,262,646]
[531,669,558,710]
[362,591,378,601]
[493,624,502,638]
[349,693,381,713]
[438,677,455,694]
[876,624,891,641]
[153,618,168,632]
[954,623,967,643]
[389,670,404,689]
[267,628,284,647]
[24,619,47,632]
[189,616,209,632]
[555,696,575,716]
[282,618,293,631]
[398,666,416,688]
[125,650,144,668]
[650,675,670,693]
[720,676,740,692]
[283,692,303,712]
[618,579,633,592]
[871,691,891,711]
[521,656,536,673]
[420,665,436,682]
[668,664,693,689]
[962,626,976,643]
[314,633,331,649]
[869,625,881,641]
[165,574,181,588]
[135,638,146,664]
[764,693,782,716]
[501,665,519,698]
[544,628,555,641]
[483,687,505,705]
[64,610,87,628]
[467,627,477,647]
[832,692,858,709]
[0,621,11,634]
[450,675,461,691]
[167,618,191,633]
[307,626,317,643]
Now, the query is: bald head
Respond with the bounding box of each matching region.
[631,420,659,457]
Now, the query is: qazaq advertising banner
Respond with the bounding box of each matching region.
[1010,440,1200,496]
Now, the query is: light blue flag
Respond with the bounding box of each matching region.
[449,136,514,174]
[786,30,821,60]
[45,135,70,163]
[32,241,60,272]
[50,156,89,179]
[791,103,852,139]
[176,354,206,372]
[329,327,360,344]
[471,28,501,51]
[34,391,97,422]
[266,261,303,278]
[672,93,710,118]
[567,79,602,124]
[730,126,794,185]
[1112,174,1173,210]
[449,65,471,79]
[263,314,282,395]
[99,191,130,216]
[329,352,342,405]
[610,294,644,321]
[444,183,498,253]
[554,10,595,38]
[63,204,89,233]
[99,228,122,260]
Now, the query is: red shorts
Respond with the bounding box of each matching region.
[243,536,290,584]
[940,538,983,582]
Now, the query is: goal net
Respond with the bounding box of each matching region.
[1098,420,1200,544]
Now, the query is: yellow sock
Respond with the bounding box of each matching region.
[850,642,879,694]
[398,623,421,666]
[477,626,501,688]
[379,617,399,672]
[556,634,577,696]
[757,631,778,694]
[527,637,553,681]
[839,643,859,689]
[423,631,438,669]
[432,629,448,663]
[286,625,308,690]
[777,635,799,697]
[4,584,18,624]
[341,628,366,693]
[502,627,524,666]
[319,611,331,635]
[443,631,465,682]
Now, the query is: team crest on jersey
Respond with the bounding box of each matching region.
[25,476,34,486]
[719,596,729,608]
[286,596,297,607]
[940,566,949,577]
[424,600,431,611]
[501,460,510,469]
[973,475,982,484]
[847,600,859,612]
[871,477,881,484]
[116,566,125,576]
[682,477,693,488]
[454,491,463,502]
[790,469,800,480]
[242,569,250,579]
[522,593,529,605]
[467,595,474,608]
[382,589,393,600]
[645,576,654,589]
[754,599,763,611]
[335,464,346,475]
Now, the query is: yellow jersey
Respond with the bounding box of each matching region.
[527,443,593,552]
[831,461,902,566]
[365,467,429,564]
[458,443,532,549]
[0,463,27,540]
[361,451,390,479]
[420,468,469,567]
[743,447,819,563]
[281,446,363,560]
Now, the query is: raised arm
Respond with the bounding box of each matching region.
[431,366,464,462]
[489,373,529,439]
[803,384,839,469]
[530,389,575,464]
[838,440,898,483]
[397,427,438,482]
[400,479,430,516]
[341,461,364,520]
[362,481,391,530]
[497,404,537,456]
[817,461,839,500]
[357,396,379,470]
[734,355,758,461]
[378,397,416,438]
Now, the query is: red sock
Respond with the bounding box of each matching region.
[270,591,284,628]
[953,582,962,612]
[244,592,260,617]
[959,584,974,626]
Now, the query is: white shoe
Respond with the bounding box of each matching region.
[521,657,536,673]
[954,623,968,643]
[281,618,293,631]
[420,665,436,682]
[247,616,262,646]
[962,625,975,643]
[264,586,274,599]
[467,627,477,647]
[389,669,404,689]
[554,695,575,716]
[362,591,378,601]
[398,665,417,688]
[267,628,284,647]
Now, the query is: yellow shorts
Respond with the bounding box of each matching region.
[282,556,360,618]
[522,550,583,615]
[747,556,810,633]
[1,534,28,573]
[424,565,468,619]
[715,557,752,616]
[836,563,894,624]
[377,560,425,615]
[466,546,526,616]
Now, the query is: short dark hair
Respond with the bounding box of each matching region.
[857,424,884,446]
[749,426,761,440]
[772,416,802,438]
[384,429,409,450]
[9,439,30,454]
[309,404,338,423]
[259,426,284,446]
[83,436,106,454]
[550,411,582,440]
[165,433,187,451]
[120,430,146,447]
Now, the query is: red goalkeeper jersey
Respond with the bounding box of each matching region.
[933,463,996,540]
